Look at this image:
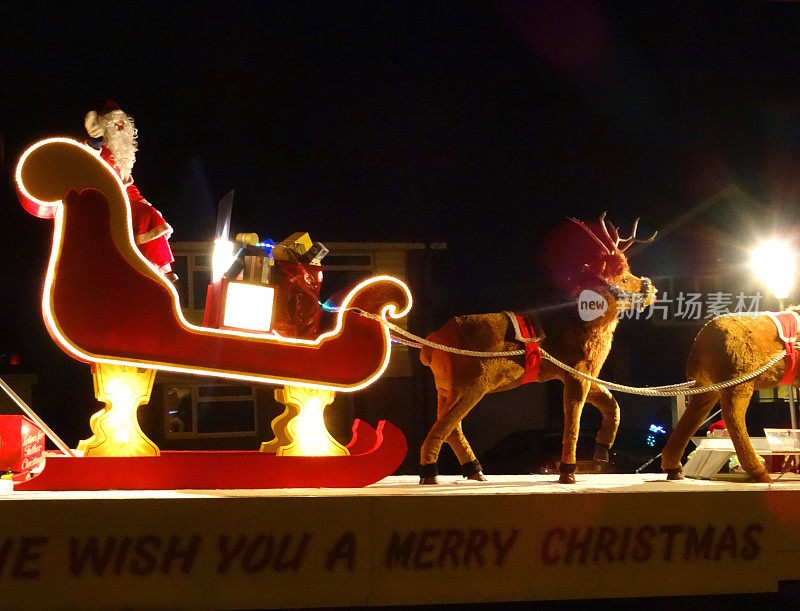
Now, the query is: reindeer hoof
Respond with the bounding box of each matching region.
[461,459,486,481]
[419,462,438,485]
[665,468,684,481]
[558,463,577,484]
[593,443,610,462]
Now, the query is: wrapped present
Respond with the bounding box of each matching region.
[206,231,326,339]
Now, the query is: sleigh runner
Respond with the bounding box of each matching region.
[14,419,406,491]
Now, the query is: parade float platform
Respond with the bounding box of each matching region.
[2,474,800,609]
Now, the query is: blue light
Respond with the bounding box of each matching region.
[646,434,656,447]
[649,424,666,434]
[257,238,275,255]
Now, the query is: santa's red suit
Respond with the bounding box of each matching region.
[99,145,175,273]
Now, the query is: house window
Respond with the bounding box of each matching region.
[164,382,257,438]
[757,387,793,403]
[319,253,374,302]
[169,245,215,314]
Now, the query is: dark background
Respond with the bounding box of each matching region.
[3,1,800,448]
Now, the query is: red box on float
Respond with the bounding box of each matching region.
[0,416,45,473]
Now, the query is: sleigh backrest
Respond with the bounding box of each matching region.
[16,138,169,289]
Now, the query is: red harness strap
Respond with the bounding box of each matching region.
[766,311,800,385]
[507,312,542,385]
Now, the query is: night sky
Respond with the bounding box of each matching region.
[4,2,800,441]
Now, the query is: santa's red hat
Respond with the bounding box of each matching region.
[100,100,121,115]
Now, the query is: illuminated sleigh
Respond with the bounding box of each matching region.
[14,138,411,490]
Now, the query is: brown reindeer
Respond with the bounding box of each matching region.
[661,310,800,483]
[419,214,657,484]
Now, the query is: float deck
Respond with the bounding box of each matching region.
[2,474,800,609]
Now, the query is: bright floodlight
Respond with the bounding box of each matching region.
[212,237,235,282]
[750,239,797,300]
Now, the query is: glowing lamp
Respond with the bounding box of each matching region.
[77,364,159,457]
[261,386,349,457]
[751,239,797,301]
[223,281,275,332]
[212,237,235,282]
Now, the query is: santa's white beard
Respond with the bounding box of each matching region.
[102,112,138,182]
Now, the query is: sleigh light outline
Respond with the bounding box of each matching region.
[16,138,412,392]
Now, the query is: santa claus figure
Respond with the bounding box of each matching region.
[84,101,177,281]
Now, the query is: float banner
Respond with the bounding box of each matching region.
[1,478,800,608]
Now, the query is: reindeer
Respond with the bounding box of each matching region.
[419,214,657,484]
[661,309,800,483]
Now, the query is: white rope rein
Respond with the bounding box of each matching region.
[354,309,788,398]
[538,349,786,397]
[387,319,530,357]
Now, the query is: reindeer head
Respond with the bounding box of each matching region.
[568,213,657,316]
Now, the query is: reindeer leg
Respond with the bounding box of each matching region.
[446,422,485,481]
[419,390,451,485]
[661,391,719,480]
[585,383,619,461]
[419,387,485,485]
[560,377,590,484]
[719,384,771,483]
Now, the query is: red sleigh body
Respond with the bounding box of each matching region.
[16,138,412,391]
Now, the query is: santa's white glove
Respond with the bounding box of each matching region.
[84,110,104,138]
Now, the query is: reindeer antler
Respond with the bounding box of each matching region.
[598,212,619,248]
[615,217,658,252]
[570,213,657,254]
[568,217,612,254]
